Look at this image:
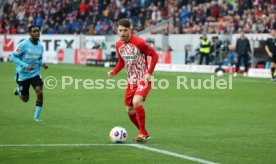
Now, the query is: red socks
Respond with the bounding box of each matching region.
[135,105,148,135]
[128,113,139,129]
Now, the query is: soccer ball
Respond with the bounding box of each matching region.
[104,62,110,67]
[216,70,224,77]
[109,126,128,143]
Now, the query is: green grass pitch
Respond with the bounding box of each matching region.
[0,62,275,163]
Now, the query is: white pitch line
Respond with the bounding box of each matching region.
[0,144,218,164]
[129,144,218,164]
[0,144,130,147]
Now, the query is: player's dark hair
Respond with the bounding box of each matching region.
[117,19,131,28]
[28,25,41,33]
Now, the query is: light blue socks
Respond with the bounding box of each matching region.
[34,104,42,121]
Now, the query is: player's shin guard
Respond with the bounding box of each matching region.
[128,113,139,129]
[34,102,43,120]
[135,105,148,135]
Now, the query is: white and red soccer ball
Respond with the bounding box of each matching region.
[109,126,128,143]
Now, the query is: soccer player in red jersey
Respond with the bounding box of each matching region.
[107,19,158,143]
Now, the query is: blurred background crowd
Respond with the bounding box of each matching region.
[0,0,275,35]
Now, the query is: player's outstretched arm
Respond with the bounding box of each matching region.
[108,52,124,78]
[137,40,158,76]
[147,48,158,75]
[143,49,158,82]
[10,54,30,69]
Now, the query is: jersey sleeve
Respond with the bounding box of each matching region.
[138,40,158,75]
[10,42,29,68]
[113,48,125,75]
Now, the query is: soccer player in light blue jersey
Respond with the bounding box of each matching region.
[10,25,48,122]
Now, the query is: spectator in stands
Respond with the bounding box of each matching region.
[58,20,69,34]
[234,31,251,77]
[180,5,189,24]
[1,0,275,35]
[199,34,211,65]
[78,0,87,20]
[10,25,17,34]
[0,17,3,34]
[151,6,162,24]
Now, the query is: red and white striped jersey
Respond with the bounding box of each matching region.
[114,35,158,84]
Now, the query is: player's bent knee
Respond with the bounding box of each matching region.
[132,100,142,108]
[132,96,144,108]
[34,86,43,93]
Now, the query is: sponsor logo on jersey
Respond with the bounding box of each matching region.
[27,48,42,55]
[25,54,40,59]
[122,55,137,60]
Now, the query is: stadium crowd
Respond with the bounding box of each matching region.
[0,0,275,35]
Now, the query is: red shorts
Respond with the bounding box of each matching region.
[125,81,152,106]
